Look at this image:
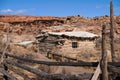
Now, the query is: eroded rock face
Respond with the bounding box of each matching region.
[66,15,120,36]
[0,15,120,36]
[0,15,66,35]
[0,15,66,23]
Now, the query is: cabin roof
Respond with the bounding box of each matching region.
[48,31,99,38]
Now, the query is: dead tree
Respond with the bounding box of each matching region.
[110,0,115,62]
[100,25,108,80]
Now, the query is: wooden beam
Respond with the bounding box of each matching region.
[108,65,120,74]
[52,53,77,61]
[0,51,120,67]
[5,60,92,80]
[0,69,18,80]
[110,0,115,62]
[100,25,108,80]
[91,63,101,80]
[4,64,30,80]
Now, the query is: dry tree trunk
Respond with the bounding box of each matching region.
[100,25,108,80]
[110,0,115,62]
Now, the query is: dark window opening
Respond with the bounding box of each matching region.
[72,42,78,48]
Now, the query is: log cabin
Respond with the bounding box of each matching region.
[36,31,99,61]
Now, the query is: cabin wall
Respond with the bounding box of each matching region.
[56,39,96,58]
[37,35,61,53]
[37,35,97,60]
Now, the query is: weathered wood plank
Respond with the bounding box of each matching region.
[108,65,120,74]
[91,63,101,80]
[0,69,18,80]
[110,0,115,62]
[100,25,108,80]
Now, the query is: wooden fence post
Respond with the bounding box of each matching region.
[100,25,108,80]
[110,0,115,62]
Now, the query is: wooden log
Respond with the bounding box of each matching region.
[0,51,120,67]
[4,64,30,80]
[52,53,77,61]
[0,69,18,80]
[108,65,120,80]
[100,25,108,80]
[5,60,92,80]
[110,0,115,62]
[5,60,50,79]
[108,65,120,74]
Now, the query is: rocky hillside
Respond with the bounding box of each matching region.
[0,15,66,23]
[66,15,120,37]
[0,15,66,35]
[0,15,120,37]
